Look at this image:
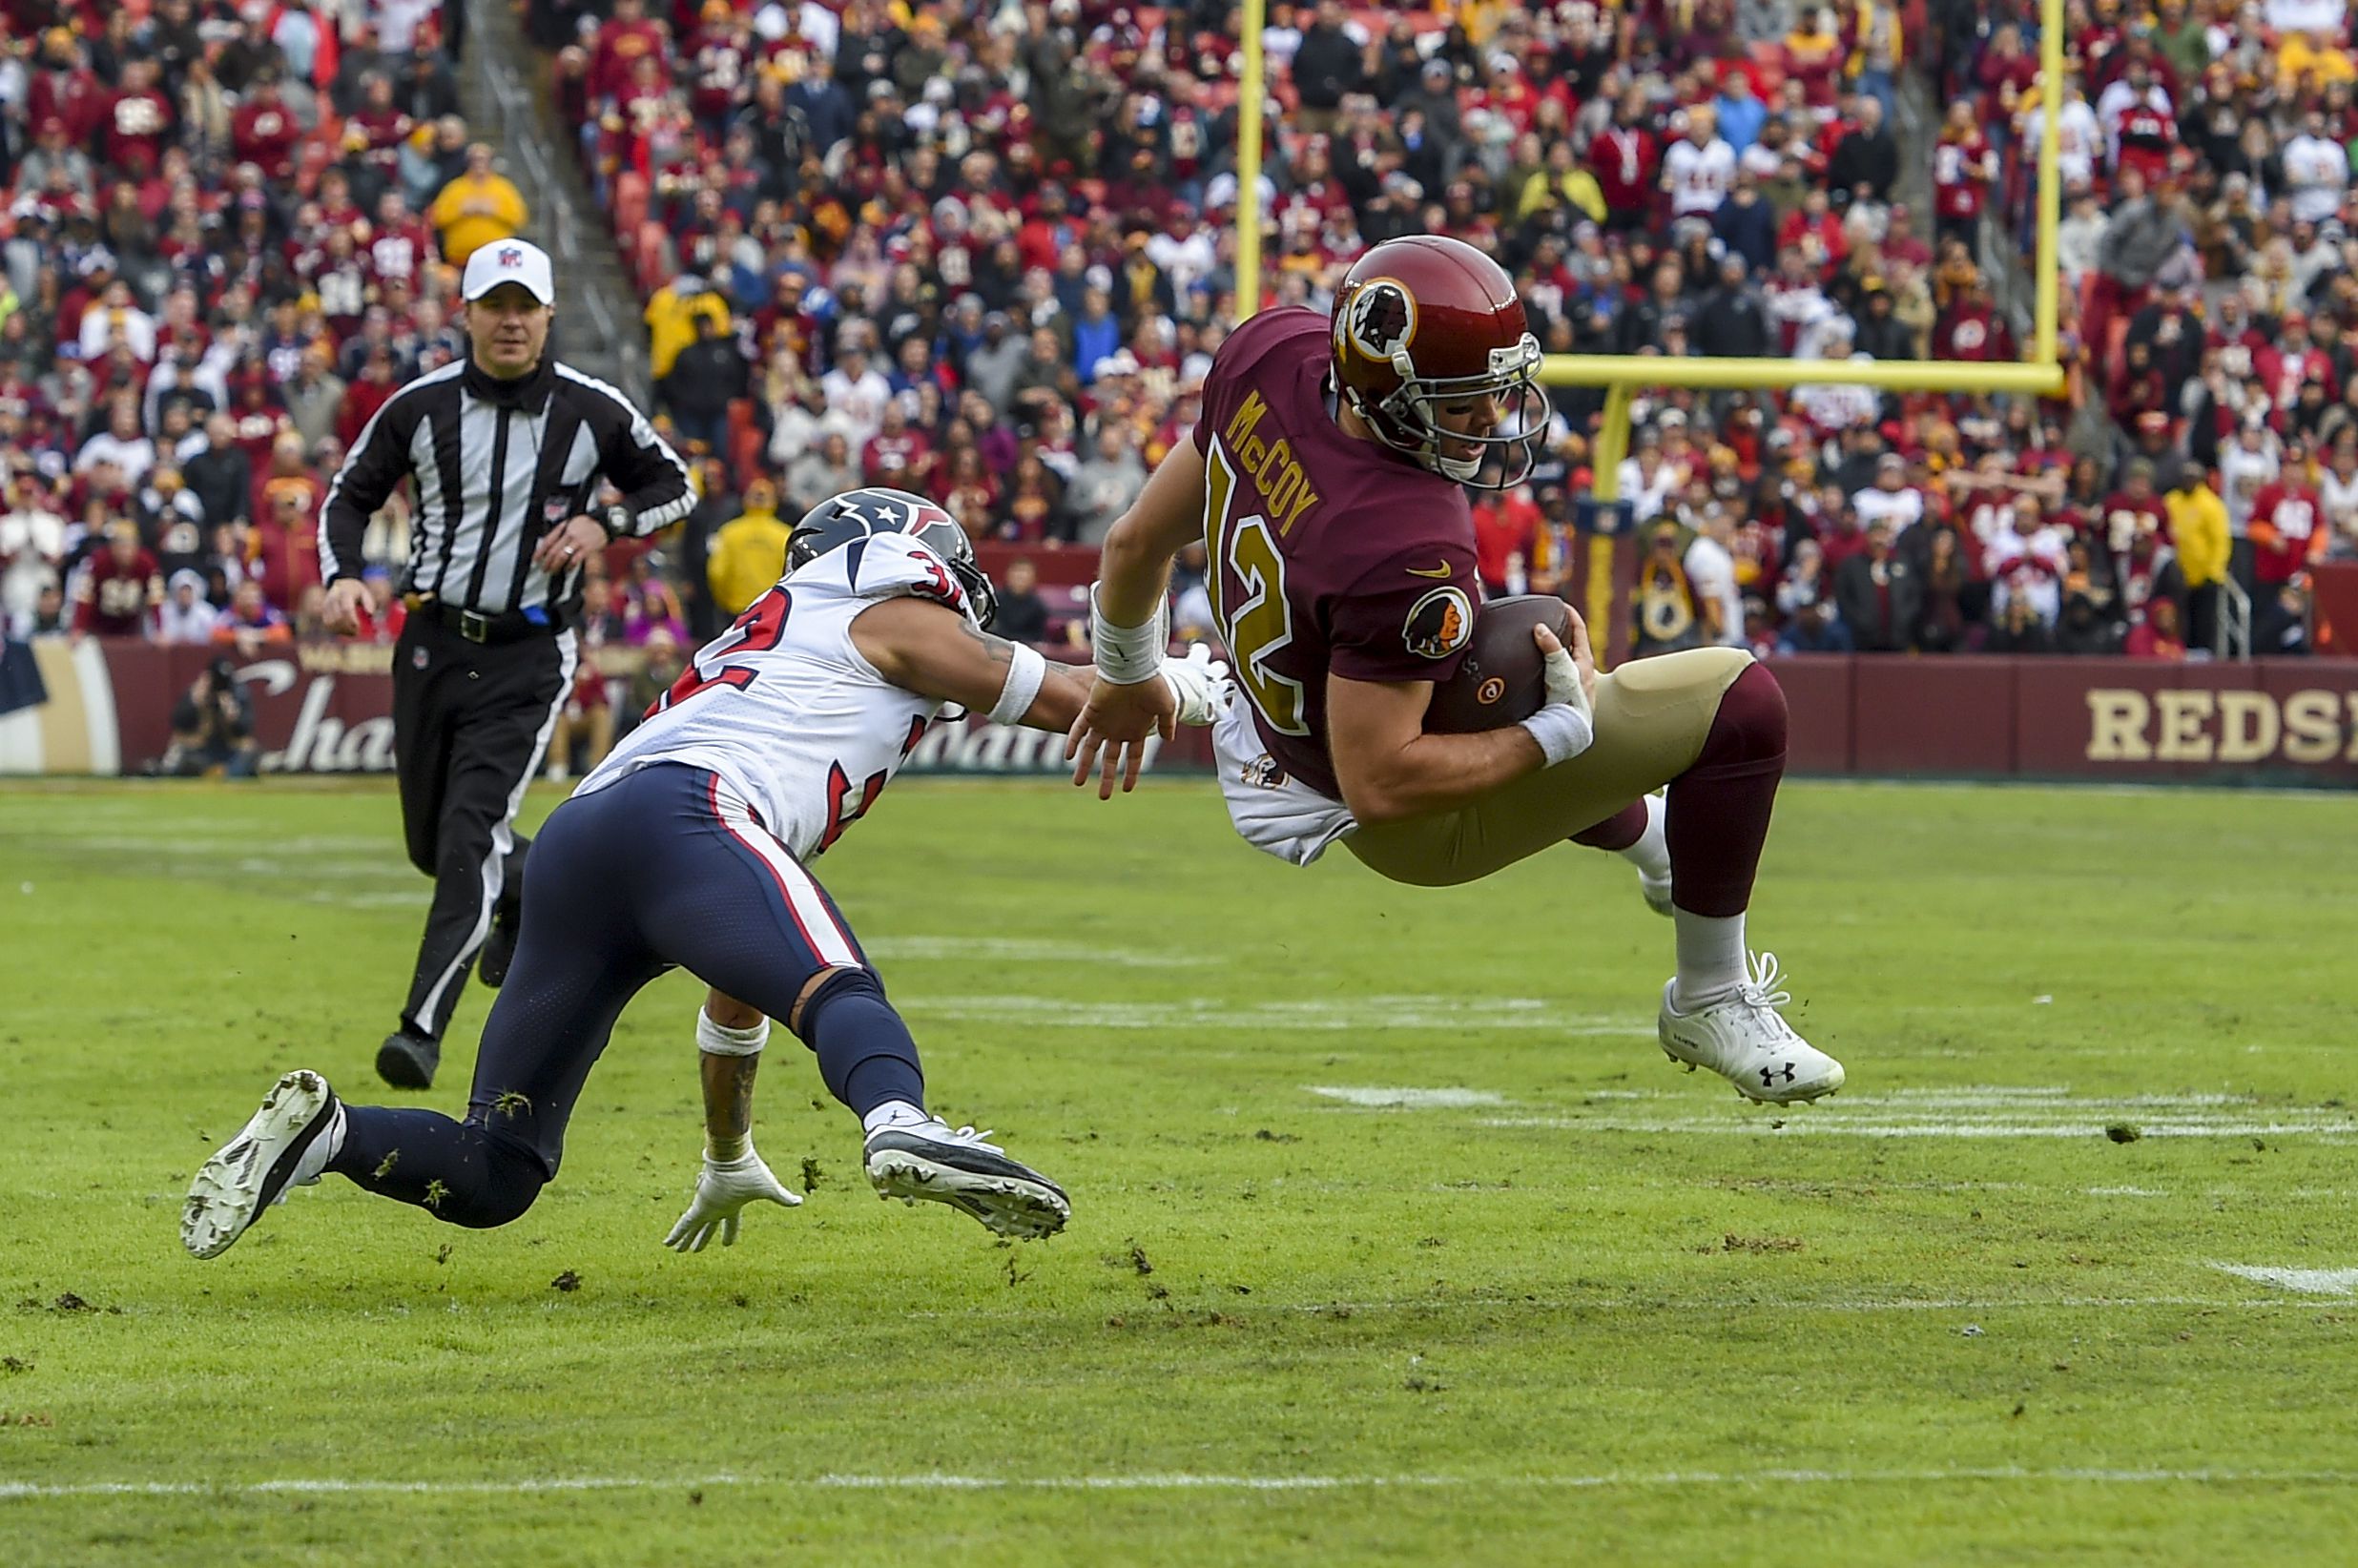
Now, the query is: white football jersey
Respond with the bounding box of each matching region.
[1664,137,1735,217]
[576,531,971,859]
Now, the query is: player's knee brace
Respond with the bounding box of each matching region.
[793,966,925,1116]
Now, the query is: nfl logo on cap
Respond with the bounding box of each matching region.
[463,237,555,305]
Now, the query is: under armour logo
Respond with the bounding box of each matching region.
[1761,1062,1797,1086]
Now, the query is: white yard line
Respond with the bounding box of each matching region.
[1479,1117,2358,1140]
[9,1467,2355,1502]
[1308,1086,1507,1108]
[2208,1265,2358,1297]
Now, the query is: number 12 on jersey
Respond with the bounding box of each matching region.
[1204,440,1310,735]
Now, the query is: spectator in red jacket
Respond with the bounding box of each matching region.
[1588,88,1662,234]
[73,524,163,639]
[2248,441,2327,586]
[591,0,669,103]
[100,58,177,180]
[230,76,303,184]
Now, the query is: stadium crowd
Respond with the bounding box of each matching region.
[6,0,2358,777]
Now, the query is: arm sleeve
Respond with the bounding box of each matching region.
[591,381,698,536]
[318,388,417,584]
[1326,547,1480,685]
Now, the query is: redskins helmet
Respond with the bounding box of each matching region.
[787,486,999,629]
[1330,236,1545,487]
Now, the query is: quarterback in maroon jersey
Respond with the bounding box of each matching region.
[1067,236,1842,1104]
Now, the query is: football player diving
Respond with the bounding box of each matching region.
[183,492,1227,1260]
[1065,235,1845,1105]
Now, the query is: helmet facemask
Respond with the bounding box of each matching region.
[1348,333,1549,488]
[910,518,1000,630]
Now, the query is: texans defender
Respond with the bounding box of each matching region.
[184,490,1224,1259]
[1067,236,1843,1104]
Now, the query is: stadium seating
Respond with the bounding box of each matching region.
[10,0,2356,692]
[519,0,2346,667]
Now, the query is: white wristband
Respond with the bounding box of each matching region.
[1520,704,1595,768]
[987,642,1048,726]
[1088,581,1167,685]
[696,1010,770,1057]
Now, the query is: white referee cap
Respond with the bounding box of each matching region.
[462,238,555,305]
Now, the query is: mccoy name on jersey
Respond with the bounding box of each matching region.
[1194,307,1482,803]
[575,528,975,858]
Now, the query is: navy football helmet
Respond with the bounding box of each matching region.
[785,487,998,629]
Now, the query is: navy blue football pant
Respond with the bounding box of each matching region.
[328,763,925,1227]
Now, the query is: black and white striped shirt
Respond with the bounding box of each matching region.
[319,357,695,616]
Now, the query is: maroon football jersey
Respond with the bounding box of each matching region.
[1192,308,1479,800]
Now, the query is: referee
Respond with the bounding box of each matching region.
[319,237,694,1090]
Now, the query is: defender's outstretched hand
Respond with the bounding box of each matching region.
[663,1147,802,1252]
[1065,674,1180,799]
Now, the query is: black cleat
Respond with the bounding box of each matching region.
[376,1027,441,1090]
[477,903,518,989]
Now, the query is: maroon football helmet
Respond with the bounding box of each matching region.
[1329,236,1545,488]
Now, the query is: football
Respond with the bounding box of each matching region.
[1423,594,1575,733]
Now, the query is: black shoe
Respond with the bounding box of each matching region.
[376,1028,441,1090]
[477,903,518,990]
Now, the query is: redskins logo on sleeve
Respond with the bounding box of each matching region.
[1403,584,1473,659]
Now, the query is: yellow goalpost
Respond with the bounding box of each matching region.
[1231,0,2070,650]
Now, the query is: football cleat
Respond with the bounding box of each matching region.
[864,1119,1069,1239]
[1658,952,1845,1105]
[477,902,519,990]
[182,1071,344,1259]
[376,1027,440,1090]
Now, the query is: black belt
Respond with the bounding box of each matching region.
[407,598,569,645]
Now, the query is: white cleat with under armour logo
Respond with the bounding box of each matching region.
[182,1071,344,1259]
[1657,952,1845,1104]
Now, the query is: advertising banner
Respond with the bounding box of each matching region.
[3,639,2351,786]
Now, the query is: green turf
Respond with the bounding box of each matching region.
[3,775,2356,1565]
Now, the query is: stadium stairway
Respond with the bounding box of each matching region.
[456,0,654,408]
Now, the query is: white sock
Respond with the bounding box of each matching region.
[861,1099,930,1135]
[1623,794,1670,882]
[292,1104,346,1186]
[695,1009,770,1057]
[1672,911,1748,1010]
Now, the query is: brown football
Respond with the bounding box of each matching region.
[1424,594,1575,733]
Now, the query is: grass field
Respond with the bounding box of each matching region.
[3,774,2357,1565]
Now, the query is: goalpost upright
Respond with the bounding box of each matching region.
[1231,0,2070,650]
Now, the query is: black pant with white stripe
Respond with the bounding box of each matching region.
[391,614,575,1043]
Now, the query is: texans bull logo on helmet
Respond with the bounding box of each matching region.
[1403,585,1473,660]
[786,485,1000,629]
